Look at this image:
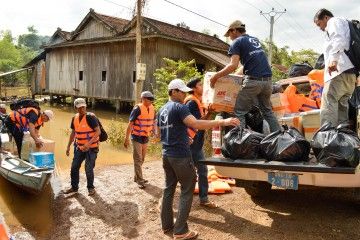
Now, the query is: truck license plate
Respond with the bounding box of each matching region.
[268,172,298,190]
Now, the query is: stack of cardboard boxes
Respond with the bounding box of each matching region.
[202,72,243,113]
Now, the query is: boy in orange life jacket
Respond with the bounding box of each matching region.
[64,98,101,196]
[124,91,155,189]
[185,78,218,208]
[5,107,54,158]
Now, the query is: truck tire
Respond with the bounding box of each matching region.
[238,180,272,198]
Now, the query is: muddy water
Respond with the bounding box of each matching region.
[0,104,155,237]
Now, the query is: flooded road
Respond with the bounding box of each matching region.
[0,103,157,237]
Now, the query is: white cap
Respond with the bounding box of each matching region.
[43,110,54,120]
[168,79,192,92]
[0,104,6,109]
[74,98,87,108]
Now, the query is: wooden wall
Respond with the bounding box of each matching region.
[46,38,222,101]
[74,19,113,40]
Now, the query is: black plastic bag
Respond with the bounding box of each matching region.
[348,86,360,131]
[288,63,313,77]
[311,123,360,167]
[245,106,264,133]
[260,125,310,162]
[221,126,265,160]
[314,54,325,70]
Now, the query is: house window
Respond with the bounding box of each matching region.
[102,71,107,82]
[79,71,83,81]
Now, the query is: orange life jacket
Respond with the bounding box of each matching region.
[73,113,99,148]
[284,85,318,113]
[131,103,155,137]
[184,94,205,139]
[9,107,43,131]
[308,69,324,107]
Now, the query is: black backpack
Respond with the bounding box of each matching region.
[346,20,360,73]
[87,113,108,142]
[10,99,40,111]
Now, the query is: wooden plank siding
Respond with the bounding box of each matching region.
[74,19,113,40]
[46,37,223,101]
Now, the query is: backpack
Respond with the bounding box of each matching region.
[87,113,108,142]
[346,20,360,72]
[10,99,40,111]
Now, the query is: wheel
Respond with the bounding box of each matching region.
[236,180,272,198]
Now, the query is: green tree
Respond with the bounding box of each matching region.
[18,26,50,52]
[0,30,21,72]
[153,58,202,110]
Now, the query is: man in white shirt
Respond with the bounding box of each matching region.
[314,9,357,126]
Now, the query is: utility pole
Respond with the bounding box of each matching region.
[260,8,286,65]
[134,0,145,103]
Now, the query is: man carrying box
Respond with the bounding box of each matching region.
[209,20,280,132]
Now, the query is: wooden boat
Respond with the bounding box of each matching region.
[0,151,53,194]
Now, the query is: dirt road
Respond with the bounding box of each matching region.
[12,160,360,240]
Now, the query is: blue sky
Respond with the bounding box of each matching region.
[1,0,359,53]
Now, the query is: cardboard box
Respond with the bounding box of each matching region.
[279,114,303,133]
[202,72,243,113]
[29,152,54,168]
[271,93,289,119]
[22,132,55,160]
[300,110,321,141]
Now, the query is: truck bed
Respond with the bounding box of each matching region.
[202,157,356,174]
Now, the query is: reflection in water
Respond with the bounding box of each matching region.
[0,103,153,237]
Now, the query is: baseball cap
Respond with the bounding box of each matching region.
[43,110,54,120]
[0,104,6,109]
[141,91,154,100]
[168,79,192,92]
[74,98,87,108]
[224,20,245,37]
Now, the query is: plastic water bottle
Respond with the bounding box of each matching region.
[212,114,223,157]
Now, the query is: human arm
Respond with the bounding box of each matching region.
[28,123,43,148]
[327,19,351,75]
[183,114,240,130]
[66,130,75,156]
[124,121,133,149]
[210,55,240,88]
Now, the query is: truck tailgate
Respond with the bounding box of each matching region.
[201,157,360,187]
[202,157,356,174]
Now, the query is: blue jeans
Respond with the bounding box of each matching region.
[70,147,98,190]
[161,155,196,235]
[191,150,209,203]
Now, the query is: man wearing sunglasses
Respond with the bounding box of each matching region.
[124,91,156,189]
[209,20,280,133]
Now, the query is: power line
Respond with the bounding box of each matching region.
[269,0,322,50]
[163,0,227,27]
[242,0,261,12]
[102,0,133,11]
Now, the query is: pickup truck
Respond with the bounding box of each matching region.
[202,76,360,200]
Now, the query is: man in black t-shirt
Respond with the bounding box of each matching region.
[64,98,101,196]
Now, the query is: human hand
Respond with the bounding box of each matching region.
[328,61,338,76]
[35,138,43,148]
[222,117,240,127]
[124,138,130,149]
[66,146,70,156]
[188,136,194,145]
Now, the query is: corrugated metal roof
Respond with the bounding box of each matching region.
[190,47,230,66]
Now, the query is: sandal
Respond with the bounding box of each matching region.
[173,230,198,240]
[200,201,218,208]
